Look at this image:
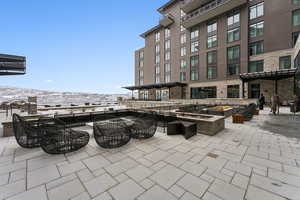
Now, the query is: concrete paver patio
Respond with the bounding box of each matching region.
[0,108,300,200]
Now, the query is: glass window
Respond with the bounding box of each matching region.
[165,74,171,83]
[180,72,186,81]
[293,10,300,26]
[191,28,199,40]
[227,85,240,98]
[227,28,240,43]
[165,28,170,38]
[250,21,264,38]
[180,34,186,44]
[228,63,240,75]
[293,0,300,4]
[227,46,240,60]
[207,51,217,65]
[279,56,292,69]
[181,47,186,56]
[180,59,187,68]
[181,25,186,32]
[165,52,170,61]
[165,40,170,50]
[155,55,160,64]
[191,87,217,99]
[155,65,160,74]
[227,13,240,26]
[155,32,160,42]
[190,71,199,81]
[249,60,264,72]
[207,35,217,48]
[139,51,144,59]
[207,67,217,79]
[249,41,264,56]
[190,55,199,67]
[191,41,199,53]
[139,61,144,68]
[165,63,171,73]
[156,90,161,100]
[249,84,260,98]
[155,76,160,84]
[181,9,186,18]
[293,32,300,46]
[250,2,264,20]
[207,22,217,33]
[155,45,160,54]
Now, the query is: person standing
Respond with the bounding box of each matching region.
[258,93,265,110]
[271,94,280,115]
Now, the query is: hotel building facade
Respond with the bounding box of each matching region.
[128,0,300,102]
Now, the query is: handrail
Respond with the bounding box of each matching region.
[182,0,230,22]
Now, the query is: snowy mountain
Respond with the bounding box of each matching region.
[0,86,130,106]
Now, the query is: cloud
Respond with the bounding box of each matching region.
[45,80,53,83]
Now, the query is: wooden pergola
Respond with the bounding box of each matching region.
[239,69,298,98]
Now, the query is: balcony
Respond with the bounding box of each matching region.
[159,14,174,27]
[0,54,26,75]
[182,0,247,29]
[182,0,213,13]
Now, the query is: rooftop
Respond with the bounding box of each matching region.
[0,108,300,199]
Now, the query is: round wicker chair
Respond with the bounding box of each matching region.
[93,120,131,149]
[40,119,90,154]
[129,114,157,139]
[12,114,42,148]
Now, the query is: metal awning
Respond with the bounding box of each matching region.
[240,69,297,82]
[123,82,187,91]
[0,54,26,76]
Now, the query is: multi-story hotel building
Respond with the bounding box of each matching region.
[126,0,300,102]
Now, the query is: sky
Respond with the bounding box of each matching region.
[0,0,168,94]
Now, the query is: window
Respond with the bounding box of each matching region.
[250,2,264,20]
[139,61,144,68]
[165,40,170,50]
[156,90,162,100]
[191,41,199,53]
[191,28,199,40]
[165,28,170,38]
[139,51,144,59]
[155,45,160,54]
[181,9,186,18]
[155,55,160,64]
[190,56,199,81]
[207,67,217,79]
[227,13,240,26]
[180,34,186,44]
[293,32,300,46]
[249,84,260,98]
[165,52,170,61]
[293,10,300,26]
[181,47,186,56]
[279,56,292,69]
[165,63,171,73]
[227,28,240,43]
[227,46,240,60]
[293,0,300,4]
[207,35,217,48]
[155,32,160,42]
[180,72,186,81]
[227,46,240,75]
[165,74,171,83]
[207,22,217,33]
[249,41,264,56]
[155,65,160,74]
[180,59,187,68]
[250,21,264,38]
[227,85,240,98]
[249,60,264,72]
[155,76,160,84]
[207,51,217,65]
[191,87,217,99]
[181,25,186,32]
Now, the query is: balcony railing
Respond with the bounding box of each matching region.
[182,0,230,22]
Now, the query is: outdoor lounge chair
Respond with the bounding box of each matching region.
[93,119,131,149]
[40,118,90,154]
[12,114,43,148]
[129,114,157,139]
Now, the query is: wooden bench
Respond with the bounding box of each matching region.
[167,120,197,140]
